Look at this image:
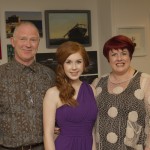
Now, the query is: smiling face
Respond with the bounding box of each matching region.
[108,48,131,75]
[10,23,40,66]
[63,52,84,82]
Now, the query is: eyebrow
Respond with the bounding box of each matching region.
[66,58,83,61]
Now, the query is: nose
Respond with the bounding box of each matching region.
[117,53,122,60]
[25,39,32,47]
[72,63,77,69]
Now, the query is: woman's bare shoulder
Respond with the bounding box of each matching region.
[46,86,59,94]
[44,86,60,103]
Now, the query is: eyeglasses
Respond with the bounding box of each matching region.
[14,36,40,44]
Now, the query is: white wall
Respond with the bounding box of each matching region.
[0,0,101,76]
[97,0,112,75]
[110,0,150,74]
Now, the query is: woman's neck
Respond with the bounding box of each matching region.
[109,67,136,84]
[71,80,82,88]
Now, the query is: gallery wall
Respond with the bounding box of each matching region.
[1,0,150,76]
[0,0,100,81]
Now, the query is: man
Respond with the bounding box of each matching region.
[0,21,55,150]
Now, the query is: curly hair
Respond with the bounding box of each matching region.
[56,41,89,106]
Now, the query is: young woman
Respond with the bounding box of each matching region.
[43,41,98,150]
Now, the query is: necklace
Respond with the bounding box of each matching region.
[108,71,137,85]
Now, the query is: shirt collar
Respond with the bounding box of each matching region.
[12,59,37,73]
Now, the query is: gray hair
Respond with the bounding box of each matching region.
[13,21,40,37]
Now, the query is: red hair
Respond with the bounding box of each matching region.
[103,35,136,61]
[56,41,89,106]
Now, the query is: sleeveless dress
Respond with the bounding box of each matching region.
[95,72,147,150]
[55,81,98,150]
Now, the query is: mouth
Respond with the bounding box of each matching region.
[23,49,32,53]
[70,72,79,76]
[23,49,32,51]
[116,63,125,67]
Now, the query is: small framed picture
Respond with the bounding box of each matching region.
[7,44,14,62]
[117,26,146,56]
[5,11,43,38]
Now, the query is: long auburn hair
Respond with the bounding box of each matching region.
[56,41,89,106]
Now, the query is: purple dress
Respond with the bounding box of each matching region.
[55,82,98,150]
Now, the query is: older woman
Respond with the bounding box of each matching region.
[92,35,150,150]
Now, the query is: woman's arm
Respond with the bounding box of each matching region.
[91,77,100,88]
[141,73,150,150]
[90,84,96,97]
[92,127,97,150]
[43,87,58,150]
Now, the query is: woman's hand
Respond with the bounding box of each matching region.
[54,127,60,135]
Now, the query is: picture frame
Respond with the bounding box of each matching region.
[36,52,57,72]
[117,26,146,56]
[36,51,98,74]
[45,10,91,48]
[36,51,98,83]
[5,11,43,38]
[7,44,14,62]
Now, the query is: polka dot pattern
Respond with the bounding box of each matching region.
[112,86,124,94]
[126,127,134,138]
[128,111,138,122]
[95,72,146,149]
[134,89,144,100]
[108,107,118,118]
[107,132,118,143]
[96,87,102,95]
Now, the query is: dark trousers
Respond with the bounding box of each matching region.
[0,143,44,150]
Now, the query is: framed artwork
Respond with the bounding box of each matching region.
[36,52,57,72]
[7,44,14,62]
[83,51,98,75]
[36,51,98,83]
[45,10,91,48]
[36,51,97,74]
[117,26,146,56]
[5,11,43,38]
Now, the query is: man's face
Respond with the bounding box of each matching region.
[11,24,40,66]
